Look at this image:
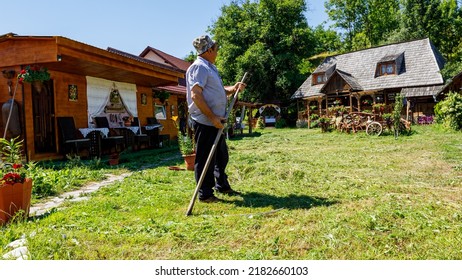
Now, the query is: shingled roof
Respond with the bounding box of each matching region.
[293,38,445,99]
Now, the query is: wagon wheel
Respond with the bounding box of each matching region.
[366,121,383,136]
[351,114,367,131]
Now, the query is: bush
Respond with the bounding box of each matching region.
[434,91,462,130]
[256,117,265,129]
[275,118,287,128]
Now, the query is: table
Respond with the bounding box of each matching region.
[120,126,140,135]
[145,124,163,131]
[79,128,109,138]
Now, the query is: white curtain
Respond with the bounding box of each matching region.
[86,76,138,127]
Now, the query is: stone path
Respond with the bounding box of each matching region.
[29,172,132,216]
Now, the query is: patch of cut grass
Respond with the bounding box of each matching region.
[1,125,461,259]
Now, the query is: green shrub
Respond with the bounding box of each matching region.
[310,114,319,120]
[275,118,287,128]
[256,117,265,129]
[434,91,462,130]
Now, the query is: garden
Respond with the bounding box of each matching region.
[1,124,461,259]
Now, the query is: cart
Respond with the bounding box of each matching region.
[338,112,410,136]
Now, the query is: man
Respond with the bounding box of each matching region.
[186,35,246,203]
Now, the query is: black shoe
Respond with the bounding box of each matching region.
[199,196,222,203]
[216,188,241,196]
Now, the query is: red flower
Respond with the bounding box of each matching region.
[2,172,23,185]
[13,163,22,169]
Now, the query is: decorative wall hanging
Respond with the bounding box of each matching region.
[68,85,78,101]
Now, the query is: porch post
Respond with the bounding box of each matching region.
[248,107,253,134]
[306,99,311,129]
[349,93,353,113]
[318,98,322,117]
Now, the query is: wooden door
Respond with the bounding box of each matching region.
[32,80,56,153]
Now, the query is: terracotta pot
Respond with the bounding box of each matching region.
[0,178,33,226]
[182,154,196,171]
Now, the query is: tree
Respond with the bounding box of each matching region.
[210,0,316,103]
[183,51,196,63]
[325,0,400,51]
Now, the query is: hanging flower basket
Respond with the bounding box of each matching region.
[17,65,50,91]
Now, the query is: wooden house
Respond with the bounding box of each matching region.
[0,33,184,161]
[292,38,445,123]
[439,70,462,96]
[139,46,191,134]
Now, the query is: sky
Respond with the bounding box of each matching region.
[1,0,328,59]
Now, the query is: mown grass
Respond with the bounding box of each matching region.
[1,125,461,259]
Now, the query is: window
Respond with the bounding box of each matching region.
[312,73,326,85]
[155,105,167,120]
[386,64,394,74]
[378,62,395,76]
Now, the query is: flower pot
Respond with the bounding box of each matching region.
[0,178,33,226]
[182,154,196,171]
[108,153,119,165]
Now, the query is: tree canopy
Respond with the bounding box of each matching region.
[210,0,317,103]
[205,0,462,104]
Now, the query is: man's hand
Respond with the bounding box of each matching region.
[211,116,226,129]
[225,82,247,96]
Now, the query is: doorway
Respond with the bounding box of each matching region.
[32,80,56,153]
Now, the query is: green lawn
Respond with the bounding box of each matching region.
[1,125,461,259]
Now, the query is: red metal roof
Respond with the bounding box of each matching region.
[140,46,191,71]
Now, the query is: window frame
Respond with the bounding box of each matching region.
[378,62,396,76]
[154,104,167,120]
[312,73,326,85]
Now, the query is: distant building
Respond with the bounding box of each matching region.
[292,38,445,123]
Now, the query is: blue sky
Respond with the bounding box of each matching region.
[1,0,328,59]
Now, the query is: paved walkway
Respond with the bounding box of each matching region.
[29,173,132,216]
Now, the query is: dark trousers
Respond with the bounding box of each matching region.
[193,120,231,199]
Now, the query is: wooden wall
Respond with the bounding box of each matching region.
[1,68,180,161]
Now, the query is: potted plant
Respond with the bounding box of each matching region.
[108,152,120,166]
[17,65,51,93]
[178,132,195,171]
[172,116,195,170]
[153,90,170,104]
[0,137,33,226]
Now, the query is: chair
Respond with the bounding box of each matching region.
[129,117,150,151]
[88,130,102,158]
[147,117,159,125]
[146,117,162,148]
[57,117,90,157]
[93,116,125,154]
